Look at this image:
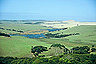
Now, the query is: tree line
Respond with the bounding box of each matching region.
[0,54,96,64]
[0,32,10,37]
[31,44,95,57]
[0,27,24,33]
[0,44,96,64]
[45,33,80,38]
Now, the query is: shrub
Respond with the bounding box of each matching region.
[71,46,90,54]
[0,32,10,37]
[31,46,48,57]
[91,48,96,52]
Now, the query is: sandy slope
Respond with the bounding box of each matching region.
[41,20,96,28]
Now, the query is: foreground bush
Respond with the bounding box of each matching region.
[71,46,90,54]
[0,54,96,64]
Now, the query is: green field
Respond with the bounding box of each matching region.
[0,21,51,34]
[49,25,96,45]
[0,24,50,33]
[0,36,51,57]
[0,21,96,58]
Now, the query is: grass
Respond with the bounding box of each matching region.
[0,23,51,33]
[48,25,96,45]
[36,38,93,49]
[0,21,96,57]
[0,36,51,57]
[90,52,96,54]
[0,29,19,33]
[1,35,87,57]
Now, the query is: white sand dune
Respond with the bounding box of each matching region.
[41,20,96,28]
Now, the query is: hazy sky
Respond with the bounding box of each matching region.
[0,0,96,21]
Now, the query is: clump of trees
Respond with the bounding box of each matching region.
[48,44,71,56]
[71,46,90,54]
[0,27,5,30]
[49,44,65,49]
[0,44,96,64]
[91,45,96,52]
[24,22,43,24]
[45,33,80,38]
[0,54,96,64]
[45,33,56,38]
[91,48,96,52]
[17,30,24,33]
[0,32,10,37]
[62,28,67,30]
[31,44,70,57]
[0,27,24,33]
[31,46,48,57]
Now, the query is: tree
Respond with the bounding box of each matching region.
[91,48,96,52]
[50,44,65,49]
[71,46,90,54]
[48,44,69,56]
[31,46,48,57]
[92,45,94,47]
[0,32,10,37]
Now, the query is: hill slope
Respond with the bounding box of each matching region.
[48,25,96,45]
[0,36,50,57]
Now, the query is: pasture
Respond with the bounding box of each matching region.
[0,20,96,58]
[48,25,96,45]
[0,20,51,34]
[0,36,50,57]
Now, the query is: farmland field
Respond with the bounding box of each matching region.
[1,0,96,63]
[0,20,96,58]
[0,36,51,57]
[49,25,96,44]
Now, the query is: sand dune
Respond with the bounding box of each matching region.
[41,20,96,28]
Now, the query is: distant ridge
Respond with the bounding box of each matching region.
[0,20,47,21]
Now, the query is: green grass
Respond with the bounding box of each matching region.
[90,52,96,54]
[0,36,51,57]
[36,38,93,49]
[0,23,51,33]
[0,29,19,33]
[0,21,96,57]
[49,25,96,45]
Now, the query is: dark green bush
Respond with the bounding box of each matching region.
[71,46,90,54]
[91,48,96,52]
[0,54,96,64]
[31,46,48,57]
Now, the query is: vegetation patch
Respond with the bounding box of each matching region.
[31,46,48,57]
[24,22,43,24]
[0,32,10,37]
[0,27,24,33]
[0,54,96,64]
[0,21,96,64]
[45,33,80,38]
[71,46,90,54]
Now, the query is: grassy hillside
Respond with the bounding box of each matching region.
[48,25,96,45]
[0,23,51,33]
[0,36,50,57]
[1,25,96,57]
[0,22,96,58]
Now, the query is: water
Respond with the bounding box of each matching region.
[40,29,62,32]
[46,29,61,32]
[10,33,46,38]
[10,29,63,38]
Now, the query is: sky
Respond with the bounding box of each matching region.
[0,0,96,21]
